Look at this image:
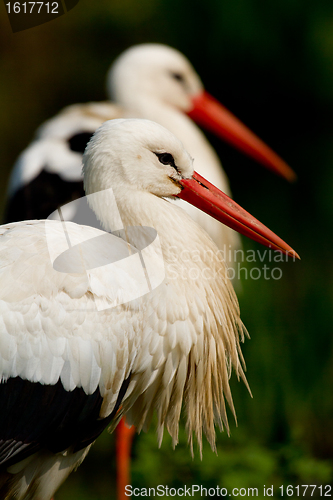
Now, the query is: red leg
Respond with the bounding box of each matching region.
[116,418,136,500]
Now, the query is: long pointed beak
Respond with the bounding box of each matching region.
[177,171,299,259]
[187,91,296,182]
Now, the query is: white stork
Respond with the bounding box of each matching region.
[0,119,298,499]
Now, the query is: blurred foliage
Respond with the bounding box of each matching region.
[1,0,333,498]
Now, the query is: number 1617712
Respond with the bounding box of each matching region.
[279,485,332,497]
[5,2,59,14]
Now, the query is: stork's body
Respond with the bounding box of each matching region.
[0,119,297,499]
[0,214,238,498]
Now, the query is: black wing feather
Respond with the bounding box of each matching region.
[0,376,130,469]
[4,170,85,223]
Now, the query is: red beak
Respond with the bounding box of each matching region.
[177,171,299,259]
[187,91,296,182]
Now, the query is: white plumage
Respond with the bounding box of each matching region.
[0,118,299,499]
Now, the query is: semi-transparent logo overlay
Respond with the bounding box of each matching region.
[46,189,165,312]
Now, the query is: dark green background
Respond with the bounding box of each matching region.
[0,0,332,498]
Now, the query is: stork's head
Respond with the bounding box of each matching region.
[107,44,202,113]
[83,119,298,258]
[83,118,193,198]
[107,44,296,182]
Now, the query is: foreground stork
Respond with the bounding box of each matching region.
[0,119,298,499]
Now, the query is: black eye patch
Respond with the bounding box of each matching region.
[154,152,180,173]
[170,72,185,83]
[68,132,94,153]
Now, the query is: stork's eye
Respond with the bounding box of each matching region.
[154,152,177,168]
[170,72,185,83]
